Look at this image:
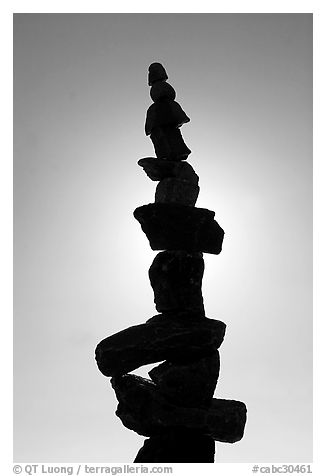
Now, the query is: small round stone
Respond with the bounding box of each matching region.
[148,62,168,85]
[150,82,176,102]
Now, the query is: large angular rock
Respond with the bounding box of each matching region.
[155,178,200,206]
[148,62,168,86]
[134,203,224,254]
[111,374,247,443]
[134,430,215,463]
[95,314,226,377]
[149,351,220,408]
[145,100,190,136]
[149,251,204,314]
[138,157,199,183]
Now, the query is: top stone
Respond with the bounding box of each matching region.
[148,63,168,86]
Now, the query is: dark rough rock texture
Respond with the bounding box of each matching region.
[138,157,199,183]
[150,82,176,102]
[145,311,205,324]
[145,101,190,136]
[134,203,225,254]
[150,126,191,161]
[149,251,204,314]
[148,63,168,86]
[149,351,220,408]
[95,314,226,377]
[111,374,247,443]
[155,178,200,206]
[134,430,215,463]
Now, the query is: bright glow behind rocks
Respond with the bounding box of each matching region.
[14,13,311,462]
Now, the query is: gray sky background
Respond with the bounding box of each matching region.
[13,13,312,462]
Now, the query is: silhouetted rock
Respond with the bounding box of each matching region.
[149,251,204,314]
[111,374,247,443]
[145,101,190,136]
[145,311,204,324]
[134,430,215,463]
[95,314,226,377]
[95,61,247,463]
[150,126,191,161]
[150,82,176,102]
[138,157,199,183]
[148,62,168,86]
[133,203,224,254]
[149,351,220,408]
[155,178,199,206]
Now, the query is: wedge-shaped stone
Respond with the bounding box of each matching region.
[150,125,191,161]
[95,314,226,377]
[111,374,247,443]
[134,429,215,463]
[155,178,200,206]
[138,157,199,183]
[149,251,204,314]
[149,351,220,408]
[134,203,224,254]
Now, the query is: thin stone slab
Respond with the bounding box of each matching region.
[95,314,226,377]
[133,203,224,254]
[149,251,204,314]
[148,351,220,408]
[138,157,199,183]
[111,374,247,443]
[145,312,204,324]
[155,178,200,206]
[134,430,215,463]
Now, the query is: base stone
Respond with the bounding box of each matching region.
[111,374,247,443]
[134,430,215,463]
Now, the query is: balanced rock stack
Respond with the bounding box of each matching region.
[95,62,247,463]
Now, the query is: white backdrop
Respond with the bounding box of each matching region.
[14,13,312,462]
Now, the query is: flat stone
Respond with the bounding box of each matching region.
[138,157,199,183]
[148,63,168,86]
[133,203,224,254]
[150,82,176,102]
[95,314,226,377]
[145,312,204,324]
[145,100,190,136]
[155,178,199,206]
[134,430,215,463]
[148,251,204,314]
[150,126,191,161]
[111,374,247,443]
[148,351,220,408]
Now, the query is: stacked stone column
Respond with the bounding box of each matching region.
[95,63,247,463]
